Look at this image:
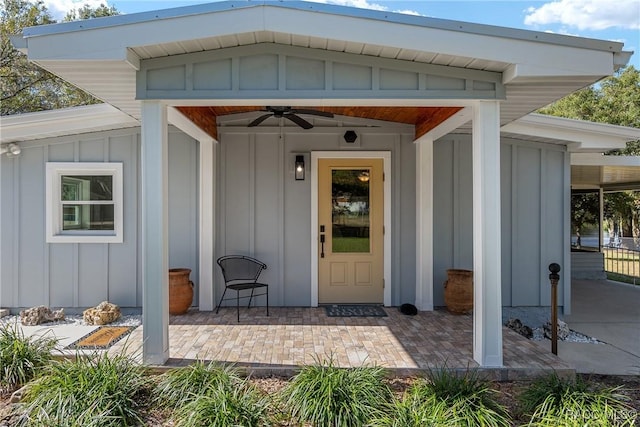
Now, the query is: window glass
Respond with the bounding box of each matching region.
[61,176,113,201]
[331,169,370,253]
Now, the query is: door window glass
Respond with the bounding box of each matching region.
[331,169,370,253]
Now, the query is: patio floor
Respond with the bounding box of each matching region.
[108,307,573,380]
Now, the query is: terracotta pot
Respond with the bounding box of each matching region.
[169,268,193,315]
[444,269,473,314]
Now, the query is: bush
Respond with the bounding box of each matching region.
[154,360,271,426]
[16,352,148,427]
[0,323,57,393]
[376,369,510,427]
[520,373,637,426]
[280,356,392,427]
[153,360,242,408]
[370,383,459,426]
[172,379,270,427]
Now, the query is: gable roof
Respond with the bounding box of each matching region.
[12,1,632,133]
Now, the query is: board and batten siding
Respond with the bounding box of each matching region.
[216,127,417,307]
[0,127,198,311]
[433,135,569,308]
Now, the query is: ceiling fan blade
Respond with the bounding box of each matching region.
[291,108,334,118]
[248,114,273,127]
[284,113,313,129]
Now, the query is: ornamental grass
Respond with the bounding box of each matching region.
[280,356,392,427]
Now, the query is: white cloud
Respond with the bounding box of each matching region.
[43,0,110,20]
[306,0,422,15]
[306,0,387,11]
[524,0,640,31]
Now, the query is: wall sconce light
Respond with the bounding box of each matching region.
[0,143,21,158]
[343,130,358,143]
[295,155,305,180]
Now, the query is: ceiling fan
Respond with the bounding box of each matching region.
[248,106,334,129]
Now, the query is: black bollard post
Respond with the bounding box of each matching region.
[548,263,561,355]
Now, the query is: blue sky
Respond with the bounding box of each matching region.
[42,0,640,68]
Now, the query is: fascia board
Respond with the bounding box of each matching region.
[503,114,640,149]
[571,153,640,166]
[19,4,624,81]
[0,104,139,143]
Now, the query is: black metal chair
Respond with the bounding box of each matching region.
[216,255,269,322]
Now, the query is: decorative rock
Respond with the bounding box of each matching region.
[83,301,121,325]
[19,306,65,326]
[544,319,570,340]
[505,318,533,339]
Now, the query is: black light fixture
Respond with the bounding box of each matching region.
[343,130,358,143]
[295,155,305,180]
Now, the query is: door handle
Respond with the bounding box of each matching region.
[320,233,325,258]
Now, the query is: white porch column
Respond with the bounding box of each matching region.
[141,101,170,365]
[199,137,216,311]
[472,100,503,367]
[415,135,434,311]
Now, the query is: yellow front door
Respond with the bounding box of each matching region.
[318,158,384,304]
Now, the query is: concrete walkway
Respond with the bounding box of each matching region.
[541,279,640,375]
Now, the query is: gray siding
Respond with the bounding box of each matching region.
[0,127,198,311]
[1,122,569,311]
[434,135,569,308]
[217,128,416,307]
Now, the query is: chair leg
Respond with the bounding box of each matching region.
[266,286,269,317]
[248,288,256,309]
[215,288,228,314]
[236,290,240,322]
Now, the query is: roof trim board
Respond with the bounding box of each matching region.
[21,1,623,56]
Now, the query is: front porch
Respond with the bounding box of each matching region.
[108,307,572,380]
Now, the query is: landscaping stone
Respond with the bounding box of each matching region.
[0,309,8,319]
[83,301,121,325]
[543,319,570,340]
[506,318,533,339]
[19,306,65,326]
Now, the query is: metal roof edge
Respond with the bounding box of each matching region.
[0,104,140,143]
[515,113,640,140]
[20,0,624,55]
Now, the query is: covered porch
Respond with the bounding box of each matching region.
[10,1,631,369]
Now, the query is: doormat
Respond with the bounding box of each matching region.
[325,305,387,317]
[67,326,135,350]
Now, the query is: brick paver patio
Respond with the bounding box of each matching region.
[109,307,573,379]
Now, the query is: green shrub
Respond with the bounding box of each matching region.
[154,360,241,408]
[17,352,148,427]
[0,323,57,393]
[370,383,460,427]
[521,373,637,426]
[417,369,510,426]
[280,356,392,427]
[172,379,270,427]
[154,360,272,426]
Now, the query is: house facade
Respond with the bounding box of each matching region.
[2,1,637,366]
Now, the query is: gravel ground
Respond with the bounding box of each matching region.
[0,314,142,328]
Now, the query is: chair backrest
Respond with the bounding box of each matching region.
[217,255,267,284]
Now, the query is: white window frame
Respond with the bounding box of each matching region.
[46,162,123,243]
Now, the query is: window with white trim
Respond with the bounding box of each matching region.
[46,163,123,243]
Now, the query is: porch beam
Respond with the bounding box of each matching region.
[415,134,434,311]
[472,100,503,367]
[141,101,170,365]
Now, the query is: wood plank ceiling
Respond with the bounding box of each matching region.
[176,106,463,140]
